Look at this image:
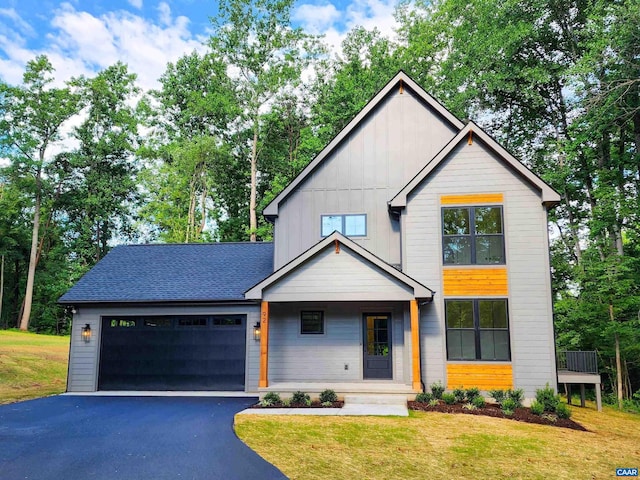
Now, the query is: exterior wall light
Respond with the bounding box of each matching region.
[81,324,92,343]
[253,322,261,341]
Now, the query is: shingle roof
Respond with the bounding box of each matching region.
[58,242,274,304]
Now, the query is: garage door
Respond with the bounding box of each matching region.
[98,314,246,391]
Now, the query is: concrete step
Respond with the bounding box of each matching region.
[344,394,408,406]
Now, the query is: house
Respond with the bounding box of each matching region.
[60,71,561,399]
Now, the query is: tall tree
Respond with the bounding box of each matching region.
[0,56,79,330]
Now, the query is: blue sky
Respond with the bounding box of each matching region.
[0,0,400,90]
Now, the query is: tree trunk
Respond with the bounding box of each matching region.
[19,190,41,331]
[0,255,4,327]
[614,327,623,409]
[249,123,258,242]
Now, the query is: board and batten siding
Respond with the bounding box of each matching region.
[273,88,457,269]
[263,245,415,302]
[267,302,408,384]
[403,139,557,398]
[66,304,261,393]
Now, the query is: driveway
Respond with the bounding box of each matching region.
[0,395,286,480]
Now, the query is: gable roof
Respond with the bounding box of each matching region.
[388,121,562,208]
[263,71,465,217]
[245,231,434,300]
[58,242,274,304]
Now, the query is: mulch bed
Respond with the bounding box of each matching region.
[251,401,345,409]
[408,401,587,431]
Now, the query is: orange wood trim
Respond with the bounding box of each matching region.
[467,129,473,145]
[410,299,421,391]
[446,363,513,390]
[440,193,504,205]
[334,239,340,254]
[259,301,269,388]
[443,268,508,296]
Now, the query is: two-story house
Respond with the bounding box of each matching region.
[60,71,560,400]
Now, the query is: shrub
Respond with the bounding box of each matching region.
[507,389,524,408]
[489,389,506,405]
[305,397,312,406]
[501,397,516,416]
[319,389,338,403]
[465,387,481,402]
[430,381,445,399]
[281,398,291,407]
[453,387,466,403]
[472,395,486,409]
[541,412,557,423]
[462,402,477,411]
[321,401,333,407]
[529,400,545,415]
[442,392,456,405]
[428,398,440,407]
[555,402,572,419]
[535,384,560,412]
[262,392,281,405]
[291,391,310,405]
[415,392,434,403]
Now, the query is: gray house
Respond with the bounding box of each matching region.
[60,71,561,399]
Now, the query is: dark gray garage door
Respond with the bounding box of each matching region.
[98,314,246,391]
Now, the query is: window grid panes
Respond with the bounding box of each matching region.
[301,311,324,334]
[321,214,367,237]
[442,206,504,264]
[445,299,510,361]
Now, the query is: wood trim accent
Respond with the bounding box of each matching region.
[410,300,421,391]
[446,363,513,390]
[440,193,504,205]
[443,268,508,296]
[259,301,269,388]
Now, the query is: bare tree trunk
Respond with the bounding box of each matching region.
[0,255,5,326]
[613,324,623,409]
[249,123,258,242]
[20,190,41,331]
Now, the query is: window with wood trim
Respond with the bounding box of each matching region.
[300,311,324,334]
[321,214,366,237]
[446,299,510,361]
[442,206,504,264]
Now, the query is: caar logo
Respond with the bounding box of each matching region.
[616,468,638,477]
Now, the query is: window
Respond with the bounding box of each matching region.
[177,317,207,327]
[442,206,504,264]
[212,315,243,326]
[108,318,137,328]
[143,317,172,328]
[446,299,510,361]
[321,214,366,237]
[300,311,324,334]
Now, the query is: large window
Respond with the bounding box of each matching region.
[321,214,367,237]
[300,311,324,334]
[442,206,504,264]
[446,299,510,361]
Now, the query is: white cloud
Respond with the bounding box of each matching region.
[0,8,35,36]
[293,4,341,34]
[157,2,172,27]
[127,0,144,9]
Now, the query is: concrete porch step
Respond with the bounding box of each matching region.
[344,394,408,406]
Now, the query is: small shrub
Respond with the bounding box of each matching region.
[442,392,456,405]
[489,389,506,405]
[305,398,312,407]
[529,400,545,415]
[319,389,338,403]
[501,397,516,415]
[291,391,310,405]
[541,412,557,423]
[507,389,524,408]
[430,381,445,399]
[259,399,273,407]
[465,387,481,402]
[462,402,477,411]
[555,402,572,419]
[535,384,559,412]
[502,408,514,416]
[263,392,281,404]
[415,392,434,403]
[428,398,440,407]
[472,395,486,409]
[281,398,291,407]
[453,387,466,403]
[321,401,333,407]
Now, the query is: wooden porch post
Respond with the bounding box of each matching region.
[410,299,422,391]
[259,301,269,388]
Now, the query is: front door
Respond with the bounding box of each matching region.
[363,313,392,379]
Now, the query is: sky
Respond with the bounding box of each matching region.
[0,0,401,91]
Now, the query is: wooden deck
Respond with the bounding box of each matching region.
[557,370,602,411]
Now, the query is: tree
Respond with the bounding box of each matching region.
[0,56,79,330]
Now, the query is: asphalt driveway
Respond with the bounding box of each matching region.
[0,395,286,480]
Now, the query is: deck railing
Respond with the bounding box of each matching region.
[557,350,598,374]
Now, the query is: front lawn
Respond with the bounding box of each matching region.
[0,330,69,404]
[235,405,640,480]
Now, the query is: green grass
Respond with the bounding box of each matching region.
[0,329,69,404]
[235,405,640,480]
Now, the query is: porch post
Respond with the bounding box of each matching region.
[410,299,422,391]
[259,301,269,388]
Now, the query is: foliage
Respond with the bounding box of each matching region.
[430,381,445,399]
[465,387,481,402]
[501,398,517,416]
[415,392,434,403]
[530,400,545,416]
[263,392,281,405]
[489,389,506,405]
[462,402,476,411]
[555,403,572,419]
[442,393,456,405]
[506,389,525,408]
[291,391,310,405]
[319,389,338,403]
[471,395,486,409]
[453,387,466,403]
[536,384,560,412]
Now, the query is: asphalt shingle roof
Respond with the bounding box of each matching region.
[58,242,274,303]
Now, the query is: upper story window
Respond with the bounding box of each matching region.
[442,206,504,264]
[321,214,366,237]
